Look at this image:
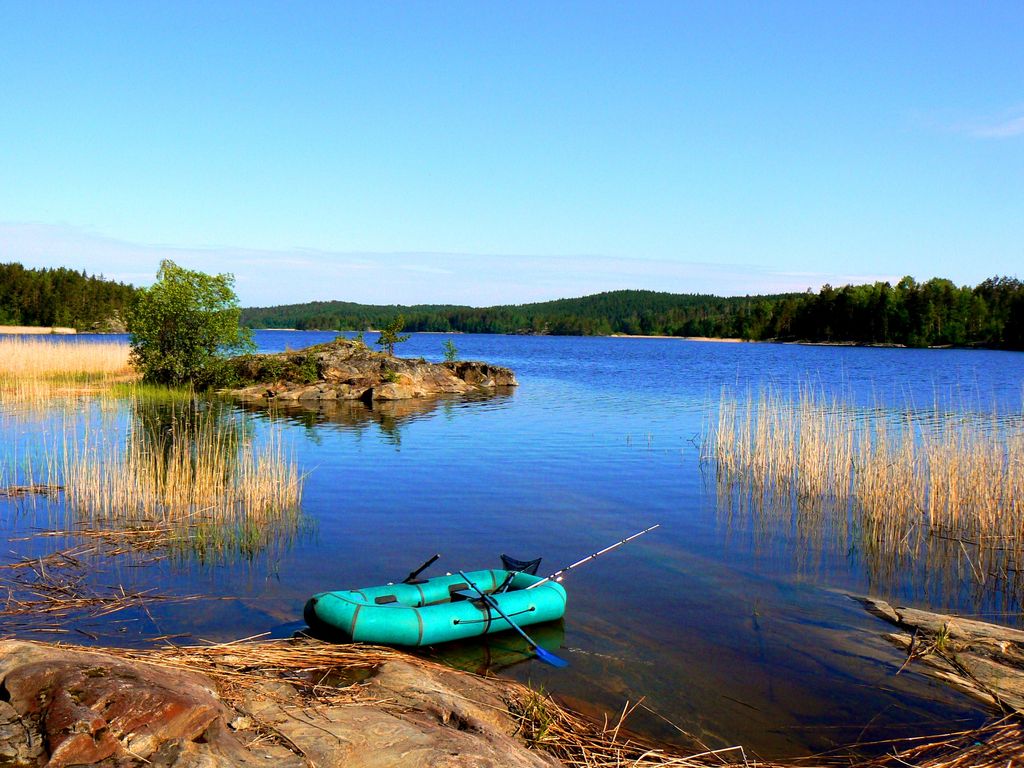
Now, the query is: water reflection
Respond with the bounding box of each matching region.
[424,620,565,675]
[235,389,515,447]
[4,396,305,567]
[706,386,1024,621]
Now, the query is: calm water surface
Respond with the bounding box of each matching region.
[3,331,1023,757]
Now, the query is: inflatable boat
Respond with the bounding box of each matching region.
[303,568,567,646]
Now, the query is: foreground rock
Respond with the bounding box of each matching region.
[0,641,253,767]
[858,596,1024,714]
[228,338,517,403]
[0,640,558,768]
[242,659,559,768]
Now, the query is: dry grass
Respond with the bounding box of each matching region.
[91,638,1023,768]
[0,538,205,634]
[0,337,132,378]
[704,386,1024,607]
[35,403,306,561]
[0,337,136,407]
[0,337,304,583]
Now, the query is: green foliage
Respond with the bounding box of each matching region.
[296,354,320,383]
[381,369,400,383]
[241,279,1024,350]
[127,260,254,388]
[0,262,137,330]
[376,314,411,355]
[443,338,458,362]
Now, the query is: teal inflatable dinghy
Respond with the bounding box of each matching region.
[304,568,567,646]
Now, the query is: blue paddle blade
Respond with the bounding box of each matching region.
[533,645,569,668]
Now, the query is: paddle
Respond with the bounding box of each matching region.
[402,553,440,584]
[457,570,569,668]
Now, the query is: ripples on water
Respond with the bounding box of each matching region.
[2,330,1023,757]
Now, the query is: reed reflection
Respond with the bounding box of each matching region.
[704,386,1024,621]
[50,397,304,564]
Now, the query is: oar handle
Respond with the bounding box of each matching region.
[402,553,440,583]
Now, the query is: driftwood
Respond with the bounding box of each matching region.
[857,596,1024,714]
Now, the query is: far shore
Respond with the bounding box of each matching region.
[608,333,745,343]
[0,325,77,335]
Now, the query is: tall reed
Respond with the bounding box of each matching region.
[0,338,136,409]
[45,401,304,561]
[704,386,1024,612]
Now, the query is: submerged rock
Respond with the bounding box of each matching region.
[228,338,517,404]
[858,596,1024,714]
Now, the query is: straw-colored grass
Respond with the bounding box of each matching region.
[704,386,1024,607]
[92,638,1023,768]
[0,337,132,378]
[0,336,304,562]
[39,403,305,560]
[0,337,137,408]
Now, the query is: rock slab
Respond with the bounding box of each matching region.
[0,641,561,768]
[229,338,517,403]
[859,596,1024,714]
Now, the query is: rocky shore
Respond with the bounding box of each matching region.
[0,639,557,768]
[228,338,517,404]
[1,630,1022,768]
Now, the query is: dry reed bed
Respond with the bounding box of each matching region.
[704,387,1024,603]
[0,337,131,378]
[0,338,136,408]
[49,404,304,540]
[1,398,305,562]
[91,638,1021,768]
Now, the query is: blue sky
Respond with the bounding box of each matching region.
[1,2,1022,306]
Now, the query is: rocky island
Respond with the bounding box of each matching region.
[227,338,517,404]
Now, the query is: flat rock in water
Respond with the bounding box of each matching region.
[857,596,1024,714]
[228,338,517,403]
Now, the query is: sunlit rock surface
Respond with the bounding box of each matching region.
[229,338,517,403]
[0,641,558,768]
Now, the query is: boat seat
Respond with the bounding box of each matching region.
[447,582,469,598]
[500,554,541,575]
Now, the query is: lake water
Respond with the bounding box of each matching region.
[3,331,1023,758]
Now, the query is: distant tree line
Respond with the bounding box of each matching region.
[241,276,1024,349]
[3,261,1021,349]
[0,263,138,330]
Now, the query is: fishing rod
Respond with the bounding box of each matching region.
[525,524,660,590]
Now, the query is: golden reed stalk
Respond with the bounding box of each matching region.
[0,338,136,408]
[704,386,1024,604]
[46,404,304,558]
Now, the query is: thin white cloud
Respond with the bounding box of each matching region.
[972,115,1024,139]
[952,108,1024,139]
[0,220,904,307]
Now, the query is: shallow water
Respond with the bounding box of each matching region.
[3,331,1023,757]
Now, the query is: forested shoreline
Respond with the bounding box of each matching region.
[0,263,137,331]
[243,276,1024,349]
[2,262,1021,349]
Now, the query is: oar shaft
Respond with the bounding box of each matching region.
[457,570,568,667]
[526,524,660,590]
[402,553,440,583]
